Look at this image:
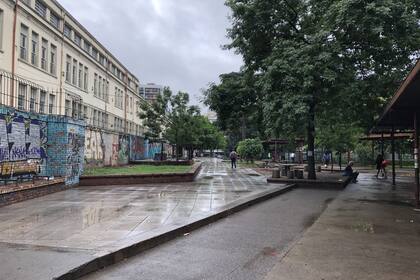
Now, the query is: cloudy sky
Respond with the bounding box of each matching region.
[59,0,243,111]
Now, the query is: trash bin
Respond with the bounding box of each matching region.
[272,169,280,178]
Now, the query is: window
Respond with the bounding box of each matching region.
[39,90,46,113]
[94,74,98,96]
[30,87,37,112]
[72,59,77,85]
[84,67,88,90]
[65,99,71,116]
[18,83,27,110]
[31,32,38,66]
[0,10,4,50]
[35,0,47,18]
[78,63,83,88]
[93,109,97,126]
[50,44,57,75]
[74,33,81,46]
[105,81,109,102]
[50,12,60,29]
[20,24,28,60]
[48,94,55,114]
[84,41,91,54]
[21,0,31,6]
[41,38,48,71]
[91,48,98,59]
[98,76,102,98]
[83,106,88,119]
[65,55,71,82]
[64,24,71,38]
[99,55,105,66]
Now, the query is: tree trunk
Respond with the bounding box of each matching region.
[339,152,342,170]
[307,98,316,180]
[241,114,246,140]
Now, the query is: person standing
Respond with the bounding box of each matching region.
[375,154,384,178]
[229,150,238,169]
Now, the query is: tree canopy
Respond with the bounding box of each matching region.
[214,0,420,178]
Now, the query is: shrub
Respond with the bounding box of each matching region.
[236,138,263,163]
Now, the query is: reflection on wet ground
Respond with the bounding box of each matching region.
[0,158,279,250]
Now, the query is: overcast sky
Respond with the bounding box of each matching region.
[59,0,243,111]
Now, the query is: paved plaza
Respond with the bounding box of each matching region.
[0,158,287,280]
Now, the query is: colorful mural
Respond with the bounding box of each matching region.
[129,135,145,161]
[0,111,47,177]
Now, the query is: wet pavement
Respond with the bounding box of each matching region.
[81,188,339,280]
[0,158,287,280]
[264,173,420,280]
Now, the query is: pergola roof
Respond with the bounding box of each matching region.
[360,132,413,141]
[374,60,420,131]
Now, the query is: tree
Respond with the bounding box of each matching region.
[203,72,265,149]
[225,0,420,179]
[237,138,263,163]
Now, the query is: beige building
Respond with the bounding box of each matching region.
[0,0,146,136]
[139,83,163,103]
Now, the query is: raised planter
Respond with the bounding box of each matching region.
[129,160,194,166]
[79,162,202,186]
[267,176,352,189]
[0,178,67,207]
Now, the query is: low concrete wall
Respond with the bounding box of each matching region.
[0,178,67,207]
[130,160,194,166]
[267,176,352,189]
[79,162,202,186]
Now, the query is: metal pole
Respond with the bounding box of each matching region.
[381,132,384,156]
[391,122,396,188]
[414,112,420,210]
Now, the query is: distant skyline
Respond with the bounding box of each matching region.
[59,0,243,111]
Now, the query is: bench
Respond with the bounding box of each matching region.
[0,161,42,186]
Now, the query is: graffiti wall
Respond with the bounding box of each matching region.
[46,115,85,185]
[0,110,47,178]
[129,135,145,161]
[84,128,104,166]
[144,139,162,160]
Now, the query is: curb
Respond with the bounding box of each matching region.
[53,184,296,280]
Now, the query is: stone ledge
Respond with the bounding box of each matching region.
[79,162,202,186]
[267,176,352,189]
[0,178,67,207]
[130,160,194,166]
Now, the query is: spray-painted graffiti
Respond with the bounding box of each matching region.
[84,129,105,166]
[0,112,47,177]
[129,136,145,161]
[144,140,162,160]
[67,129,85,184]
[118,135,129,164]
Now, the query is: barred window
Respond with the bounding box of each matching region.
[35,0,47,18]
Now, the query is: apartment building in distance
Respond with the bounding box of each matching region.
[0,0,159,166]
[140,83,163,103]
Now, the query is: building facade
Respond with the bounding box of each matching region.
[139,83,163,103]
[0,0,160,166]
[0,0,145,134]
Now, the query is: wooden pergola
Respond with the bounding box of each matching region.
[372,59,420,209]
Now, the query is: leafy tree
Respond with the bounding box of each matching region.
[237,138,263,162]
[225,0,420,179]
[203,72,265,149]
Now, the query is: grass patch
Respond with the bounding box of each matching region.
[83,164,191,176]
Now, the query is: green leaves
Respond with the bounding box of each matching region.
[237,138,264,162]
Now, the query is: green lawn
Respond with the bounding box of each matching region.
[83,165,192,176]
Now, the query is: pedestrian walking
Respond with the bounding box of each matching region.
[323,152,331,167]
[229,150,238,169]
[381,159,389,179]
[375,154,384,178]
